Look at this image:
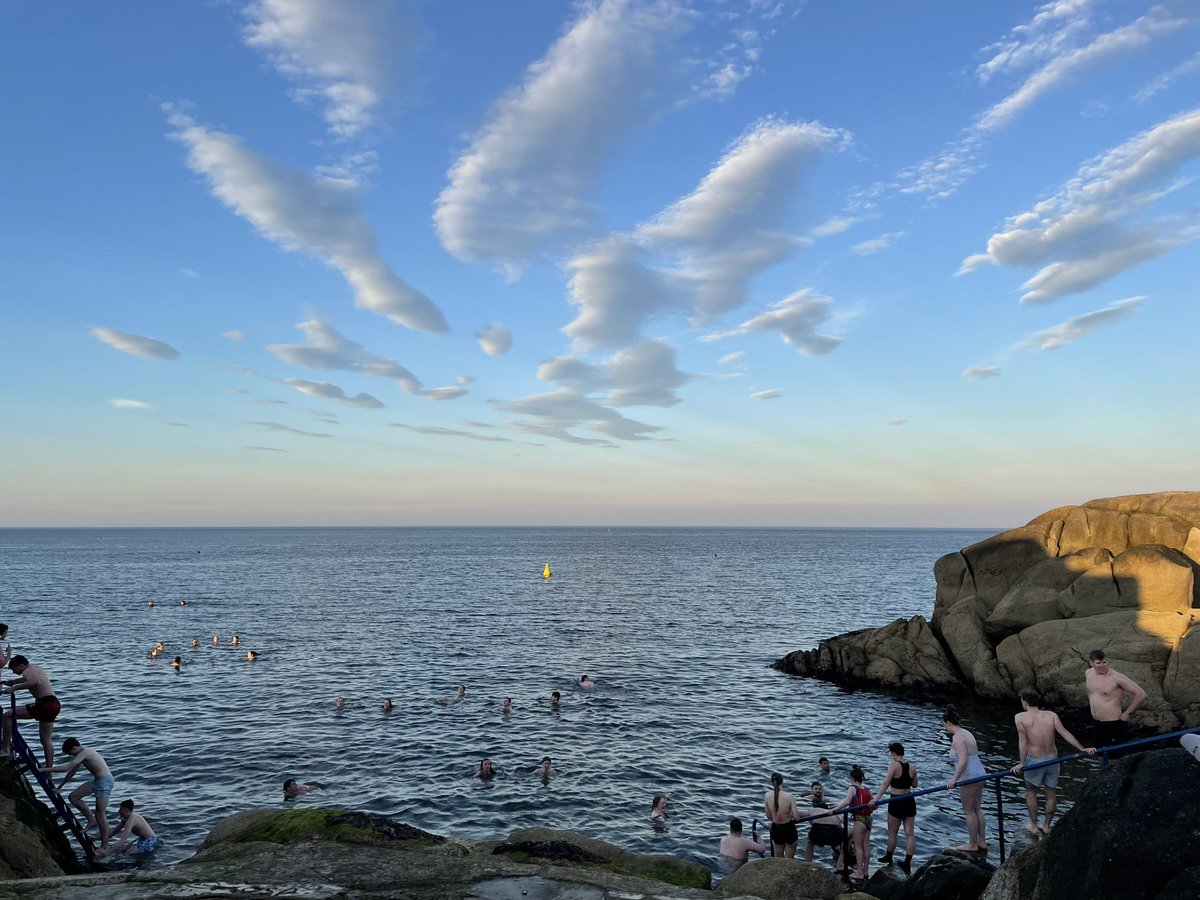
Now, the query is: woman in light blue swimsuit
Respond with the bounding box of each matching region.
[943,707,987,852]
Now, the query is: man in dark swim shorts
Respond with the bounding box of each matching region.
[2,656,61,766]
[803,783,847,862]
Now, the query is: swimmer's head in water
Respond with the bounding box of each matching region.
[541,756,552,765]
[62,737,81,754]
[457,684,466,696]
[818,757,830,770]
[551,691,561,703]
[283,779,296,790]
[247,651,256,661]
[383,699,394,711]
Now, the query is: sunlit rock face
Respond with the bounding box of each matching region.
[777,492,1200,728]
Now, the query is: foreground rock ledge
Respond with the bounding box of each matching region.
[775,492,1200,728]
[0,810,723,899]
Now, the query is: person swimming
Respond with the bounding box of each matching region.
[212,635,219,645]
[171,656,181,670]
[190,638,198,649]
[502,697,512,715]
[475,759,496,779]
[550,691,561,706]
[579,675,595,688]
[179,599,187,606]
[534,756,556,778]
[230,634,240,646]
[246,650,257,661]
[147,600,155,608]
[334,698,345,711]
[650,794,669,827]
[283,778,315,799]
[382,699,394,712]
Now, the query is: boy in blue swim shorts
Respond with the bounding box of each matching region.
[110,799,158,856]
[42,737,115,850]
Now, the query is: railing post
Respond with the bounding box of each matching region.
[994,776,1006,864]
[841,810,850,885]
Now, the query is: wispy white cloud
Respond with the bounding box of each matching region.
[901,4,1194,199]
[958,106,1200,303]
[222,330,247,341]
[810,215,863,238]
[251,420,333,438]
[750,388,782,400]
[267,318,464,400]
[977,6,1191,132]
[496,390,662,446]
[179,267,199,279]
[167,107,448,333]
[887,417,908,426]
[1014,296,1145,350]
[850,231,905,256]
[390,423,512,443]
[244,445,288,453]
[254,398,288,406]
[475,323,513,356]
[241,0,425,139]
[964,365,1003,380]
[565,119,848,349]
[718,351,745,365]
[704,288,842,355]
[1134,50,1200,103]
[91,326,180,361]
[109,399,153,409]
[434,0,693,269]
[281,378,384,409]
[228,387,251,395]
[976,0,1101,84]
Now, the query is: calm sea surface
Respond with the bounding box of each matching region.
[0,527,1096,875]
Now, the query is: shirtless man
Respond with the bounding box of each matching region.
[107,799,157,855]
[0,624,11,669]
[42,737,115,848]
[533,755,557,778]
[802,782,847,864]
[1010,690,1095,835]
[719,817,765,870]
[1,656,61,767]
[1085,650,1146,753]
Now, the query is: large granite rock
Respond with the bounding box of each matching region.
[0,761,78,881]
[866,851,993,900]
[776,493,1200,727]
[715,857,843,899]
[979,748,1200,900]
[0,811,721,899]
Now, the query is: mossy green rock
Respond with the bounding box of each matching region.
[495,827,711,890]
[201,807,445,849]
[716,857,843,899]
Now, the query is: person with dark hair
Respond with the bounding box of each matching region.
[41,737,115,849]
[1011,689,1095,835]
[814,756,833,789]
[283,778,315,798]
[533,755,556,778]
[650,793,669,827]
[0,624,10,669]
[763,772,799,858]
[550,691,561,706]
[579,675,595,688]
[943,708,987,852]
[107,799,157,855]
[1085,650,1146,752]
[873,742,918,873]
[719,816,765,869]
[1,655,60,767]
[831,766,873,882]
[475,758,497,780]
[802,782,847,866]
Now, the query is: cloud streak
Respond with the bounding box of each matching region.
[91,327,180,361]
[251,421,333,438]
[434,0,692,268]
[281,378,384,409]
[475,323,512,356]
[167,108,448,333]
[1014,296,1145,351]
[242,0,424,139]
[704,289,842,356]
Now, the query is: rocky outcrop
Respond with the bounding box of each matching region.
[776,493,1200,728]
[0,761,78,881]
[979,747,1200,900]
[715,857,843,899]
[866,852,994,900]
[0,811,720,899]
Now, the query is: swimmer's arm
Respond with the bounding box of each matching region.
[1053,715,1096,754]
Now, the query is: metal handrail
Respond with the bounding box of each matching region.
[787,725,1200,878]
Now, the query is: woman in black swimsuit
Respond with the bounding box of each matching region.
[873,741,918,874]
[763,772,799,858]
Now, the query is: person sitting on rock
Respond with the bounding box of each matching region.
[719,817,765,869]
[1010,689,1095,835]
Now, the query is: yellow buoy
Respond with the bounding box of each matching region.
[543,563,552,579]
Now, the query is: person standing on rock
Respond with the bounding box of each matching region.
[943,708,987,853]
[1010,689,1096,836]
[872,742,918,874]
[1085,650,1146,755]
[763,772,799,858]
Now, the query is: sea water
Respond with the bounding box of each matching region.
[0,527,1088,873]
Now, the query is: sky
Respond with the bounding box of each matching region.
[2,0,1198,527]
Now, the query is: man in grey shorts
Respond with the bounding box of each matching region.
[1010,689,1096,835]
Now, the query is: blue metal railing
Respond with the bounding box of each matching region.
[781,725,1200,882]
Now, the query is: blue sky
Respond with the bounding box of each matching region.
[2,0,1198,526]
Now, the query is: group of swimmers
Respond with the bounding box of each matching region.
[726,649,1152,884]
[0,622,158,857]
